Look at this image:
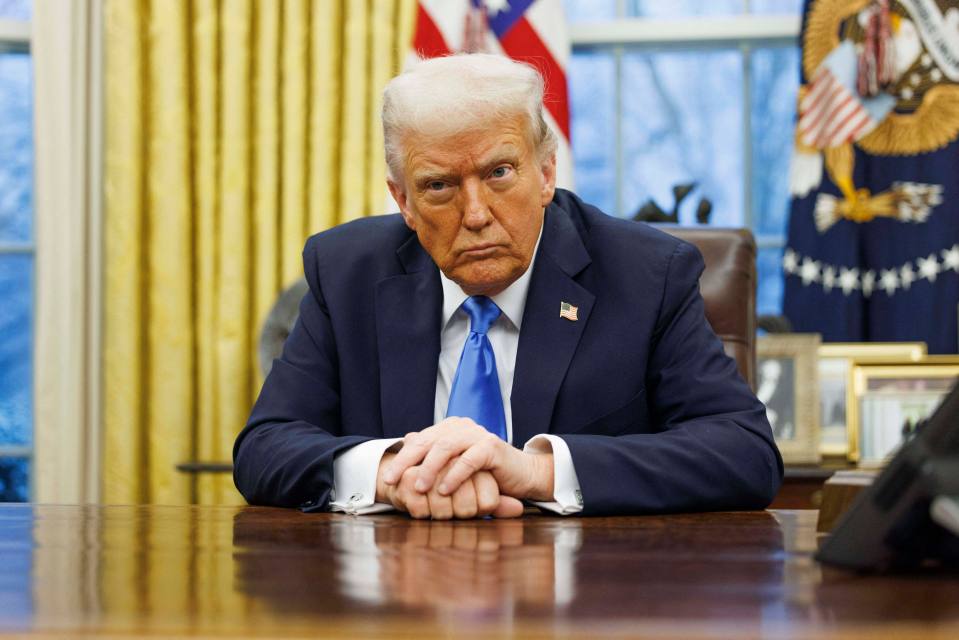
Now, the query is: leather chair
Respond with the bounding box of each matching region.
[657,226,758,389]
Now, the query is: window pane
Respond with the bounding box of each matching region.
[0,52,33,244]
[562,0,617,21]
[0,457,29,501]
[628,0,745,18]
[0,255,32,448]
[750,0,803,15]
[758,246,784,316]
[0,0,29,21]
[568,50,616,214]
[620,50,744,224]
[751,46,799,237]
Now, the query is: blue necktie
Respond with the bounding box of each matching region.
[446,296,507,440]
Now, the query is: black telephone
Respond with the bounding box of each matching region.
[816,379,959,571]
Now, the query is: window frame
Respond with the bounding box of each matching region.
[568,12,801,253]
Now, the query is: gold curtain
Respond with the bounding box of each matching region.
[102,0,417,505]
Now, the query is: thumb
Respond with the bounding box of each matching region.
[492,495,525,518]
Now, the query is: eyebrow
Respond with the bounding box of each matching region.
[410,145,523,186]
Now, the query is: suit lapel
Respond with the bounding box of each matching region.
[376,234,442,439]
[511,206,594,447]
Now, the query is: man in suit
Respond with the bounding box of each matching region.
[233,53,783,518]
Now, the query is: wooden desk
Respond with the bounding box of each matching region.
[1,505,957,638]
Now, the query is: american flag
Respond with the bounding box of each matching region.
[410,0,573,187]
[797,41,892,149]
[559,301,578,321]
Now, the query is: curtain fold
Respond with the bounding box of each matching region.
[103,0,417,504]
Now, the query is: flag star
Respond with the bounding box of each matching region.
[900,263,916,290]
[880,268,899,295]
[483,0,510,16]
[822,265,836,292]
[942,245,959,272]
[839,267,859,295]
[862,270,876,297]
[799,257,821,285]
[918,254,940,282]
[782,249,799,274]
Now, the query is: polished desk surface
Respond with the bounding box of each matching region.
[1,505,958,638]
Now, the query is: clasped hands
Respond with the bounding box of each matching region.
[375,417,554,520]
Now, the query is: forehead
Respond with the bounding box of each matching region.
[401,115,534,177]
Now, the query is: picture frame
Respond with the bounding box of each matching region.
[757,334,821,465]
[817,342,927,460]
[849,358,959,467]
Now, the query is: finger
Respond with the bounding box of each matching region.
[427,488,453,520]
[492,495,524,519]
[382,432,433,485]
[437,439,498,496]
[414,438,472,493]
[473,471,500,516]
[396,469,431,519]
[450,478,478,519]
[402,489,431,519]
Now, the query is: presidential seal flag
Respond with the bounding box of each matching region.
[784,0,959,353]
[409,0,573,187]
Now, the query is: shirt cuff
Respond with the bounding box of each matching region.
[331,438,402,515]
[523,434,584,515]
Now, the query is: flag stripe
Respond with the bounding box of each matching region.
[412,3,451,58]
[497,16,570,140]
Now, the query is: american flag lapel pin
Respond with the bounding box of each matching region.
[559,301,578,321]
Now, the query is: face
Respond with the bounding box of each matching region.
[387,115,557,297]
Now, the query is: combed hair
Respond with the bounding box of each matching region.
[382,53,558,181]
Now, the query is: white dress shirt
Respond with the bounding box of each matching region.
[330,228,584,515]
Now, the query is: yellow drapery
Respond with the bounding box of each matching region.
[102,0,417,504]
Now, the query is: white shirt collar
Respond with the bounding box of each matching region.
[439,222,544,331]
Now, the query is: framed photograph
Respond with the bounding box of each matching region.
[817,342,926,460]
[849,359,959,467]
[757,334,821,465]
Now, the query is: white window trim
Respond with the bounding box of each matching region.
[569,14,800,243]
[33,0,103,503]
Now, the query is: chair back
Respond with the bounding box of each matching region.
[658,226,757,389]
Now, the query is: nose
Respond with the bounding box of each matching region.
[460,177,492,230]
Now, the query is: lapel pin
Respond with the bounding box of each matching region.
[559,301,579,322]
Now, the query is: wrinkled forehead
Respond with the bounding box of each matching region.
[399,114,535,175]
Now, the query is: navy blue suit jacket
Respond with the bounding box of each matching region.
[233,189,783,515]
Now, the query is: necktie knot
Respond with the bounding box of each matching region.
[462,296,501,335]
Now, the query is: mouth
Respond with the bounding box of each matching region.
[459,244,501,258]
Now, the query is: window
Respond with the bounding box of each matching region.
[564,0,802,316]
[0,0,32,502]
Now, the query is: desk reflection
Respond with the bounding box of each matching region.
[230,509,785,623]
[233,513,581,617]
[12,505,957,637]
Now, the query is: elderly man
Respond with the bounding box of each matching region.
[233,53,782,519]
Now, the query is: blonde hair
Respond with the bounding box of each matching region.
[382,53,557,181]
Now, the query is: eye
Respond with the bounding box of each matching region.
[490,165,512,179]
[426,180,447,191]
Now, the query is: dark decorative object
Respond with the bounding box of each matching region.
[258,278,309,377]
[632,182,713,225]
[759,315,793,334]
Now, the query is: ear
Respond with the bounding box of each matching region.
[388,179,416,230]
[539,153,557,207]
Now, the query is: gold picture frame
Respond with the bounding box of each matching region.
[757,334,821,465]
[817,342,927,460]
[849,358,959,467]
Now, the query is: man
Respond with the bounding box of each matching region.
[233,53,783,518]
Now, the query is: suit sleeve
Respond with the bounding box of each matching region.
[561,241,784,515]
[233,237,373,510]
